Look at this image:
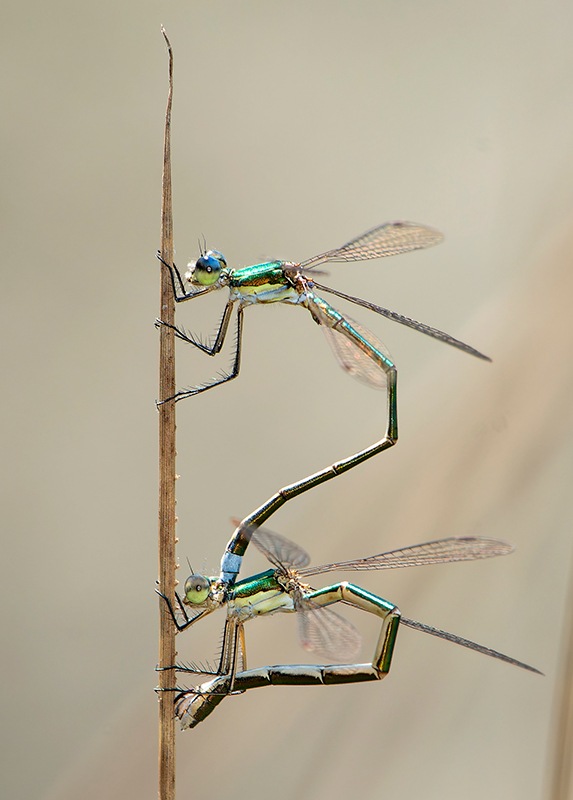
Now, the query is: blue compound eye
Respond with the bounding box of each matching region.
[207,249,227,267]
[187,250,227,286]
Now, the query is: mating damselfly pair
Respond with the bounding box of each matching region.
[157,221,540,727]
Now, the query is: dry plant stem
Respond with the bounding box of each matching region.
[158,28,177,800]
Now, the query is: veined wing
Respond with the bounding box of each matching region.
[308,295,391,389]
[233,521,361,660]
[299,221,443,271]
[245,523,311,570]
[230,518,310,570]
[298,537,513,578]
[320,313,391,390]
[401,617,542,675]
[297,599,362,662]
[321,322,389,389]
[312,281,491,361]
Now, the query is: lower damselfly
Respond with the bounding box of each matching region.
[159,523,540,728]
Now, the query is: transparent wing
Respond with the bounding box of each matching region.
[319,313,391,390]
[312,281,491,361]
[401,617,542,675]
[299,221,443,271]
[298,537,513,578]
[297,600,362,662]
[229,519,311,570]
[250,525,311,570]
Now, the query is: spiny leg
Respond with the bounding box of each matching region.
[156,614,245,682]
[157,253,206,302]
[167,619,246,728]
[238,624,247,672]
[158,305,244,404]
[155,587,212,633]
[156,299,234,354]
[216,617,247,693]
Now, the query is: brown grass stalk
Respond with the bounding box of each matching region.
[157,27,177,800]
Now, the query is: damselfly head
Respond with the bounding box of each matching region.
[184,574,212,605]
[185,250,227,287]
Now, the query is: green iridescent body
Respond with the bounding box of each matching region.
[228,569,296,618]
[160,527,539,729]
[227,260,394,370]
[228,261,299,304]
[174,566,402,729]
[230,569,279,597]
[159,221,487,415]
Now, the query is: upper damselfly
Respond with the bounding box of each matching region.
[157,220,490,404]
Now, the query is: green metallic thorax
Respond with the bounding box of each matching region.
[229,262,301,305]
[231,569,281,598]
[228,569,295,619]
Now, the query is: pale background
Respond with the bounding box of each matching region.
[2,2,573,799]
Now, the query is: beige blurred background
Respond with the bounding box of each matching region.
[2,2,573,798]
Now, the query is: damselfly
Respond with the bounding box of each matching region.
[159,523,540,728]
[157,221,490,405]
